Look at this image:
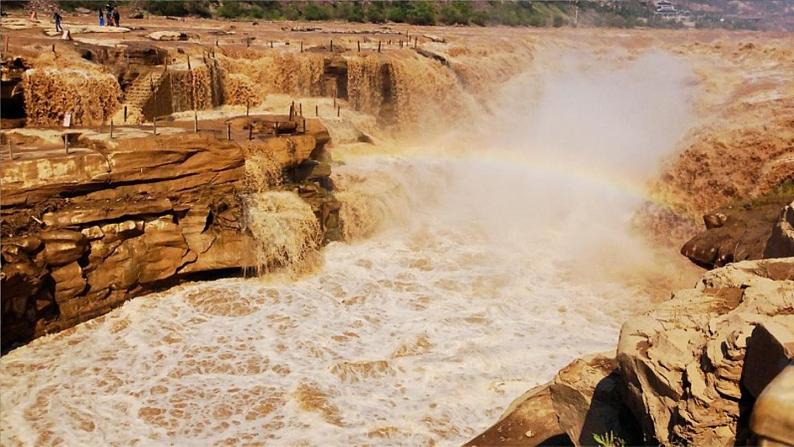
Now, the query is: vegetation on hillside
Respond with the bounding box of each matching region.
[2,0,788,31]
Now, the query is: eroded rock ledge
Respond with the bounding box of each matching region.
[468,258,794,447]
[1,124,339,352]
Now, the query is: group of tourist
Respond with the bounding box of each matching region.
[45,2,122,34]
[99,3,121,27]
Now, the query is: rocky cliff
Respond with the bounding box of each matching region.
[0,124,338,352]
[468,258,794,446]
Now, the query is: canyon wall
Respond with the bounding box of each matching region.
[0,124,338,352]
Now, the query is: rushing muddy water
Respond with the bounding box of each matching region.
[1,52,698,446]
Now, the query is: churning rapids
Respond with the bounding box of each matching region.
[1,52,698,446]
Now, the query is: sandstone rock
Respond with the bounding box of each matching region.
[743,322,794,398]
[551,353,640,447]
[50,262,86,302]
[147,31,188,41]
[85,216,193,294]
[464,384,566,447]
[1,259,46,317]
[617,258,794,446]
[750,364,794,446]
[40,229,88,266]
[42,198,173,227]
[3,235,43,254]
[764,201,794,259]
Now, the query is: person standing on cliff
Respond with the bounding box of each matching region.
[98,8,104,26]
[53,9,62,33]
[113,8,120,27]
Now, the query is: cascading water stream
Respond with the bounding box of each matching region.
[1,50,700,446]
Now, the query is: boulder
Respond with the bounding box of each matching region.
[617,258,794,446]
[466,353,641,447]
[551,354,641,447]
[681,195,793,269]
[742,322,794,398]
[464,384,566,447]
[750,364,794,446]
[764,200,794,259]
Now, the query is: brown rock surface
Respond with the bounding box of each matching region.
[764,200,794,259]
[464,384,566,447]
[750,364,794,446]
[466,353,641,447]
[617,258,794,446]
[1,125,336,352]
[681,192,794,269]
[551,354,640,447]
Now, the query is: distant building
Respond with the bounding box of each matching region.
[655,0,677,14]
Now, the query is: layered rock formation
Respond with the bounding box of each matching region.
[469,258,794,446]
[1,124,338,352]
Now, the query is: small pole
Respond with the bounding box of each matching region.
[302,118,306,134]
[330,40,333,52]
[299,103,302,116]
[63,134,68,154]
[227,123,231,141]
[193,111,198,133]
[300,41,304,52]
[333,92,336,107]
[357,41,360,52]
[153,117,157,135]
[414,37,418,48]
[248,125,253,140]
[246,101,250,116]
[270,40,273,48]
[186,55,191,71]
[123,105,128,123]
[315,104,319,116]
[337,105,340,117]
[110,119,114,139]
[378,41,381,53]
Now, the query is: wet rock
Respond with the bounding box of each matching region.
[290,160,332,182]
[40,229,88,266]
